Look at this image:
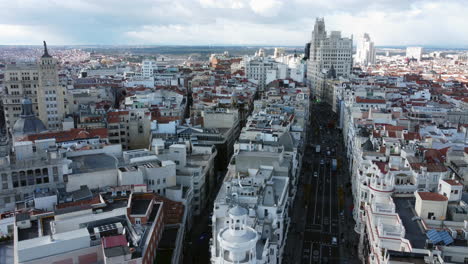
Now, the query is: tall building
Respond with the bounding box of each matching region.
[2,63,40,134]
[37,41,67,130]
[245,57,277,92]
[142,59,156,77]
[306,18,353,100]
[355,33,376,66]
[406,46,423,61]
[2,42,67,134]
[273,47,285,58]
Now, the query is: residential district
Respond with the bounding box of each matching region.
[0,18,468,264]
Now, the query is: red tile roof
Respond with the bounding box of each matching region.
[373,161,388,174]
[22,128,108,143]
[443,179,463,186]
[356,96,386,104]
[417,192,448,202]
[102,235,127,249]
[410,162,447,172]
[403,132,421,141]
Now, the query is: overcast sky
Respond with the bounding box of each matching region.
[0,0,467,47]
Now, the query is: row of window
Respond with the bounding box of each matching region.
[1,168,59,189]
[147,178,166,185]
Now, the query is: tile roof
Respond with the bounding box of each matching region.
[443,179,463,186]
[356,96,386,104]
[102,235,127,249]
[23,128,108,143]
[417,192,448,202]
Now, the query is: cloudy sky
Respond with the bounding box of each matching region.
[0,0,467,47]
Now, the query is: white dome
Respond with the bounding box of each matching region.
[229,205,248,217]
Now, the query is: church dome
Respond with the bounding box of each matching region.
[13,97,47,136]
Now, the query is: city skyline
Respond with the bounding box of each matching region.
[0,0,467,47]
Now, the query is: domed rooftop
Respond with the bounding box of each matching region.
[13,97,47,136]
[229,205,248,217]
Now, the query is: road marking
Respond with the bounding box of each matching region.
[329,162,332,234]
[313,159,319,224]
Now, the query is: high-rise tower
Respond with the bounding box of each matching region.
[306,18,353,101]
[355,33,376,66]
[37,41,67,130]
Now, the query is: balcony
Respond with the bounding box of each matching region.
[393,183,417,194]
[377,219,405,239]
[372,202,395,214]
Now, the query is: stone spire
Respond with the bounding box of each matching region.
[42,41,51,58]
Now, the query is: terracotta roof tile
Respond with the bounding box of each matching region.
[417,192,448,202]
[443,179,463,186]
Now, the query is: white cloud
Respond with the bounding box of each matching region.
[199,0,246,9]
[323,1,468,46]
[0,24,67,45]
[0,0,466,46]
[249,0,283,17]
[125,19,306,45]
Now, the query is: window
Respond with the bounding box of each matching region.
[12,172,19,188]
[428,212,434,219]
[135,218,141,225]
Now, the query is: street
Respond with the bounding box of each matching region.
[284,103,358,264]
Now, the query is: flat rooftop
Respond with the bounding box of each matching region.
[155,226,180,263]
[393,198,427,249]
[130,199,151,215]
[17,220,39,241]
[104,246,131,258]
[69,154,117,174]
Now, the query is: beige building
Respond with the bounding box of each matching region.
[107,109,152,150]
[2,42,67,134]
[2,64,40,134]
[415,191,448,220]
[37,42,67,130]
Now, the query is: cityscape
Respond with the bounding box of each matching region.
[1,1,468,264]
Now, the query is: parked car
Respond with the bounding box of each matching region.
[332,237,338,245]
[313,172,318,177]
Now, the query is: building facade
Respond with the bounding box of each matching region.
[306,18,352,100]
[2,42,67,134]
[355,33,376,66]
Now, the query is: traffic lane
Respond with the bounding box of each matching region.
[311,156,321,226]
[320,157,332,233]
[328,161,340,236]
[311,243,321,264]
[320,245,340,264]
[302,241,312,263]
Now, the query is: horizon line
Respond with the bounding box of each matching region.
[0,44,467,49]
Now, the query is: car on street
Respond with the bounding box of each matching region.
[313,172,318,177]
[320,159,324,165]
[332,237,338,245]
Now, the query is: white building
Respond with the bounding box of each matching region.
[245,58,277,92]
[406,47,423,61]
[307,18,353,99]
[355,33,376,66]
[142,59,156,77]
[216,205,259,263]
